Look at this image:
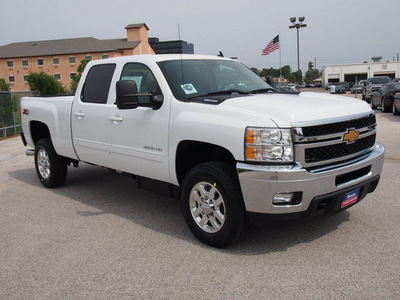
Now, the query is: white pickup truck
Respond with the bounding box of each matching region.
[21,54,385,247]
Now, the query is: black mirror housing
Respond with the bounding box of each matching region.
[116,80,139,109]
[116,80,164,110]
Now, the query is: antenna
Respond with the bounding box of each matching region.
[178,24,186,101]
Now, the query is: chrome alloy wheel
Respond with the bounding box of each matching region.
[189,181,226,233]
[37,148,51,180]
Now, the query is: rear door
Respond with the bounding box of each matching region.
[71,63,116,167]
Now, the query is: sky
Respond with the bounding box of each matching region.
[1,0,399,73]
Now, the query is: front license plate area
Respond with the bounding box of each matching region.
[342,188,360,208]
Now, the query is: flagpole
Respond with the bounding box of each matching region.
[279,32,282,88]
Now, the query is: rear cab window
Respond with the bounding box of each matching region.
[81,64,116,104]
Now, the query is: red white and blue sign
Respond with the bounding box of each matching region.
[342,188,360,208]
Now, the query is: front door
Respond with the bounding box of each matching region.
[107,63,171,182]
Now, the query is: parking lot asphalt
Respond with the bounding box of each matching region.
[1,96,399,299]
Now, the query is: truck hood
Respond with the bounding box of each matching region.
[219,92,372,127]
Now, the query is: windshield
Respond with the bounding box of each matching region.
[370,77,390,84]
[158,59,272,101]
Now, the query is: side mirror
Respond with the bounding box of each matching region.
[116,80,139,109]
[116,80,164,110]
[266,76,275,89]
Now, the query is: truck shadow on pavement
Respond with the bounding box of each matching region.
[9,164,350,254]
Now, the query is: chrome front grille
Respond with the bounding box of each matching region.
[293,113,377,168]
[301,115,376,137]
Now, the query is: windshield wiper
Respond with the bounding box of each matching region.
[187,89,250,100]
[250,88,275,94]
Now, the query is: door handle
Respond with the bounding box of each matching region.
[74,112,85,119]
[109,116,123,123]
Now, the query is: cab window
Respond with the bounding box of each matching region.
[81,64,116,104]
[120,63,161,94]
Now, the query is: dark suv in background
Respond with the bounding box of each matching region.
[362,76,391,102]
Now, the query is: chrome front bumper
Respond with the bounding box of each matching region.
[237,143,385,215]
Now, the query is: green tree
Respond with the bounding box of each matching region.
[250,67,260,76]
[26,72,65,96]
[250,65,293,80]
[304,61,322,84]
[70,58,90,93]
[0,78,13,137]
[281,65,292,77]
[0,78,10,91]
[284,73,297,83]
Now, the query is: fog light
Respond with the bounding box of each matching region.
[273,192,294,204]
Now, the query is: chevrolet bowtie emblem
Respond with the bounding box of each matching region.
[343,129,360,144]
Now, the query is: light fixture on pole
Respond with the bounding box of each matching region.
[289,16,307,90]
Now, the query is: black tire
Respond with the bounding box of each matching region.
[393,101,400,116]
[381,99,386,112]
[381,99,390,113]
[370,99,377,110]
[35,138,68,188]
[181,162,248,248]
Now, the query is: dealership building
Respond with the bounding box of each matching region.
[322,60,400,85]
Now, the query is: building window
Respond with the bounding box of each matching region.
[69,56,76,64]
[37,58,44,66]
[102,54,109,59]
[54,73,62,81]
[70,73,77,80]
[9,75,15,83]
[53,57,60,65]
[22,59,29,67]
[7,61,14,68]
[23,75,28,82]
[85,55,93,61]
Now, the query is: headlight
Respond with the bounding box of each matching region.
[245,128,294,163]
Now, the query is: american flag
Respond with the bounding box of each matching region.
[261,35,280,56]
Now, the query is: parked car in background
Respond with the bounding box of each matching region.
[370,82,400,112]
[393,92,400,115]
[351,84,363,94]
[362,76,391,102]
[335,84,346,94]
[288,83,296,91]
[338,81,350,91]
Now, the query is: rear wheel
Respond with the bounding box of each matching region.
[181,162,248,248]
[35,138,68,188]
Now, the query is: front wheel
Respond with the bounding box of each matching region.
[181,162,248,248]
[35,138,68,188]
[370,99,377,110]
[381,99,390,113]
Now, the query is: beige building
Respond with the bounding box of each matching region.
[0,23,155,91]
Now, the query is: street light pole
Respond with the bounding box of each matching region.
[289,17,307,91]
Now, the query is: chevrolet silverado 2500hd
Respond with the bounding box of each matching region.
[21,55,385,247]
